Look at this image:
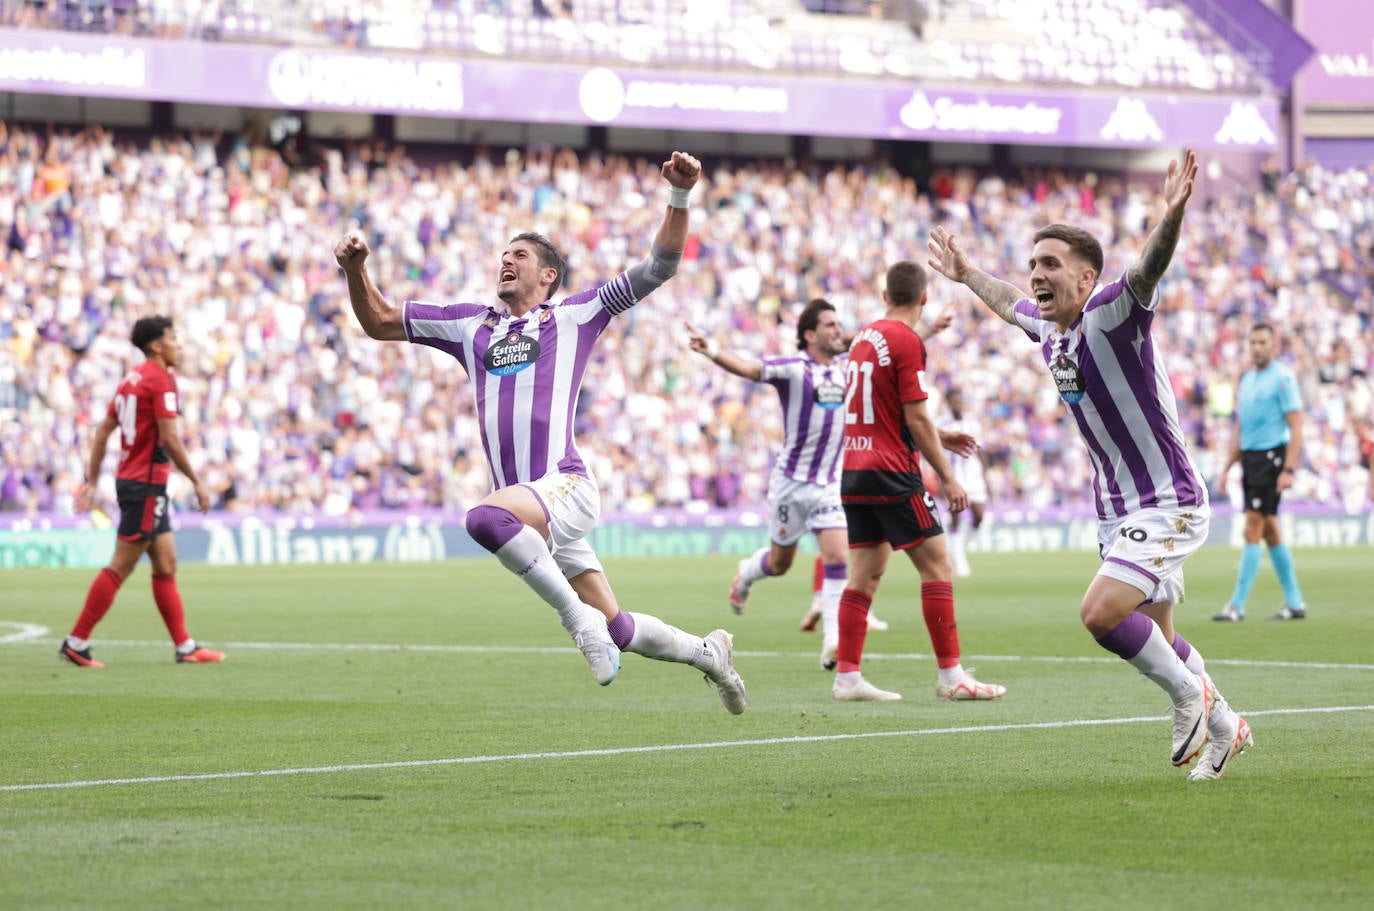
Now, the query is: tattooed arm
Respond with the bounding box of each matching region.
[927,226,1027,325]
[1127,147,1198,303]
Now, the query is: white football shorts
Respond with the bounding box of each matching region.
[767,474,846,547]
[1095,505,1211,606]
[523,471,604,578]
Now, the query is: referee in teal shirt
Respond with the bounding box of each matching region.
[1215,323,1306,621]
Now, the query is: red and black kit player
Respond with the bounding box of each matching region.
[831,260,1005,702]
[59,316,225,668]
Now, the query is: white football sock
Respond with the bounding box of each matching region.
[492,525,589,631]
[627,612,711,669]
[1129,623,1201,703]
[740,546,771,583]
[1178,639,1236,731]
[821,576,845,642]
[937,664,967,687]
[951,523,969,566]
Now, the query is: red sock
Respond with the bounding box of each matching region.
[151,573,191,646]
[812,556,824,595]
[836,588,872,673]
[922,580,961,669]
[71,568,125,639]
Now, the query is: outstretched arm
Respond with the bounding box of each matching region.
[1127,148,1198,303]
[916,309,953,340]
[626,151,703,298]
[335,231,406,341]
[927,226,1026,325]
[939,429,978,459]
[685,322,763,381]
[654,151,701,253]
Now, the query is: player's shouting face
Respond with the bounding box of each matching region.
[497,239,559,306]
[1028,237,1097,325]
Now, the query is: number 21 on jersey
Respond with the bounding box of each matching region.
[844,360,926,426]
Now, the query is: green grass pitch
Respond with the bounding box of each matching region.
[2,547,1371,910]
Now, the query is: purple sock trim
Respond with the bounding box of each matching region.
[823,562,847,580]
[1172,633,1192,664]
[758,552,775,577]
[607,610,635,649]
[1095,611,1154,661]
[464,504,523,553]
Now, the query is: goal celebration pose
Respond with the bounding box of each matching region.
[335,151,746,713]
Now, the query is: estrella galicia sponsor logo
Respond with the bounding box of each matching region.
[484,332,540,376]
[814,380,845,410]
[1052,353,1085,405]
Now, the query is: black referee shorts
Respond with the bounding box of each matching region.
[1240,446,1286,516]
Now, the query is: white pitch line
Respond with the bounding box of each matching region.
[0,621,48,643]
[3,703,1372,794]
[7,635,1374,672]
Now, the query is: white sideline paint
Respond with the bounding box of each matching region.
[3,704,1372,793]
[7,635,1374,672]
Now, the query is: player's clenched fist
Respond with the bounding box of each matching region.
[662,151,702,189]
[334,231,370,271]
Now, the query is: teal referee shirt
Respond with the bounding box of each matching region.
[1237,362,1302,451]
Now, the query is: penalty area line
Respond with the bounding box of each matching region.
[4,703,1373,793]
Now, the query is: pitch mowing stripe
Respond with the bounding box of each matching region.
[3,704,1372,793]
[8,633,1374,672]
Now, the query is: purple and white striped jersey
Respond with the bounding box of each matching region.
[759,353,847,486]
[1012,272,1207,521]
[402,273,638,491]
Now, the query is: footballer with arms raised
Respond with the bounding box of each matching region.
[335,151,747,713]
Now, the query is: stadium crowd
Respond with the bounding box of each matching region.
[0,121,1370,520]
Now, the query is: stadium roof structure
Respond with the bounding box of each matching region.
[1176,0,1315,89]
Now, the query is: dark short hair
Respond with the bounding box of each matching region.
[885,261,928,307]
[1251,322,1275,336]
[510,231,565,300]
[131,316,174,354]
[796,298,835,351]
[1032,223,1104,280]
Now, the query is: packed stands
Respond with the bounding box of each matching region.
[0,0,1265,91]
[0,122,1369,519]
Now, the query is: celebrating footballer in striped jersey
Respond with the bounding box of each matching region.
[335,151,746,713]
[686,299,854,671]
[929,148,1253,779]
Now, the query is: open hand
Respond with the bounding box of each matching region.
[927,226,972,284]
[1163,148,1198,219]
